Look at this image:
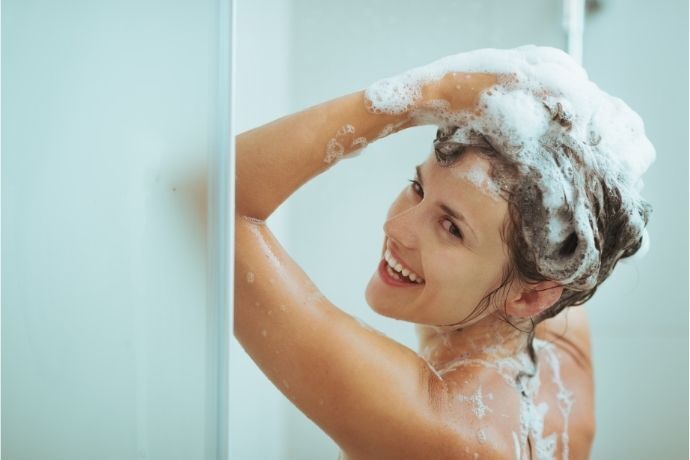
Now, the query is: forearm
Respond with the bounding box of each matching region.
[235,90,413,220]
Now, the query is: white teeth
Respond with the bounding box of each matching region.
[383,248,424,283]
[386,263,401,280]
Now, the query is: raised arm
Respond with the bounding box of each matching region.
[235,73,499,458]
[237,90,408,220]
[236,72,499,220]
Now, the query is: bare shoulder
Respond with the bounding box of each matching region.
[535,305,593,370]
[534,306,596,459]
[428,363,526,459]
[339,306,597,460]
[425,308,596,460]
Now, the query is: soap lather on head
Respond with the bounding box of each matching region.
[432,121,652,323]
[428,83,653,339]
[365,45,655,358]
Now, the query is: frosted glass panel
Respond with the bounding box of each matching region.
[2,1,228,459]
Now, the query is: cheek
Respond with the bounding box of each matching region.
[425,253,489,301]
[422,253,463,303]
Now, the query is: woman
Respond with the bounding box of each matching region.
[234,46,653,459]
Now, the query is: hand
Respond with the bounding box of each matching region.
[417,71,503,114]
[364,67,504,125]
[364,46,577,128]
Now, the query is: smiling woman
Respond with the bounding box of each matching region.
[365,154,517,329]
[234,46,653,460]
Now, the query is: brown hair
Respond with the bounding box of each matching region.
[432,114,653,367]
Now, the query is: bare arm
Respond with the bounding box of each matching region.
[236,90,412,219]
[235,75,498,458]
[235,90,445,458]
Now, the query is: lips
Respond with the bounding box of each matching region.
[378,257,425,290]
[384,248,424,283]
[378,259,422,287]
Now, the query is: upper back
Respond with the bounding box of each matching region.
[437,308,595,459]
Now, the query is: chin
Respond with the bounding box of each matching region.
[364,278,402,319]
[364,280,383,313]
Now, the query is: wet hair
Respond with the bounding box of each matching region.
[432,113,653,368]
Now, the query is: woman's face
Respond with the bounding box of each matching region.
[365,149,512,327]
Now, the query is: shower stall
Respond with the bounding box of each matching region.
[3,0,232,458]
[3,0,687,459]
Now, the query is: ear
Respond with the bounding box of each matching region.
[504,280,563,319]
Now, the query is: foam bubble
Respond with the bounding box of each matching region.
[365,45,655,289]
[439,338,573,460]
[458,385,492,419]
[324,123,370,164]
[241,215,266,225]
[453,162,502,201]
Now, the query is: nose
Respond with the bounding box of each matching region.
[383,203,420,250]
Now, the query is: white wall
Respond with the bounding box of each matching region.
[583,0,688,458]
[2,1,223,458]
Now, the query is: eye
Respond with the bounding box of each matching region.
[408,178,464,240]
[441,219,464,240]
[408,179,424,198]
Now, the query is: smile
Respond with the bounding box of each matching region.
[380,249,425,285]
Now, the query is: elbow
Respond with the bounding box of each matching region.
[237,214,268,226]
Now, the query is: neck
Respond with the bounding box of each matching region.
[416,312,531,372]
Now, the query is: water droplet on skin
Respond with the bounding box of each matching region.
[255,301,261,307]
[319,399,324,406]
[282,379,290,389]
[477,428,488,444]
[246,272,255,283]
[261,329,267,337]
[279,304,287,312]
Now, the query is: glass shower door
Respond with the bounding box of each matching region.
[2,1,232,459]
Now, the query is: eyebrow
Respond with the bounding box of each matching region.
[415,164,479,242]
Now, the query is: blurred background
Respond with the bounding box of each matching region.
[233,0,688,459]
